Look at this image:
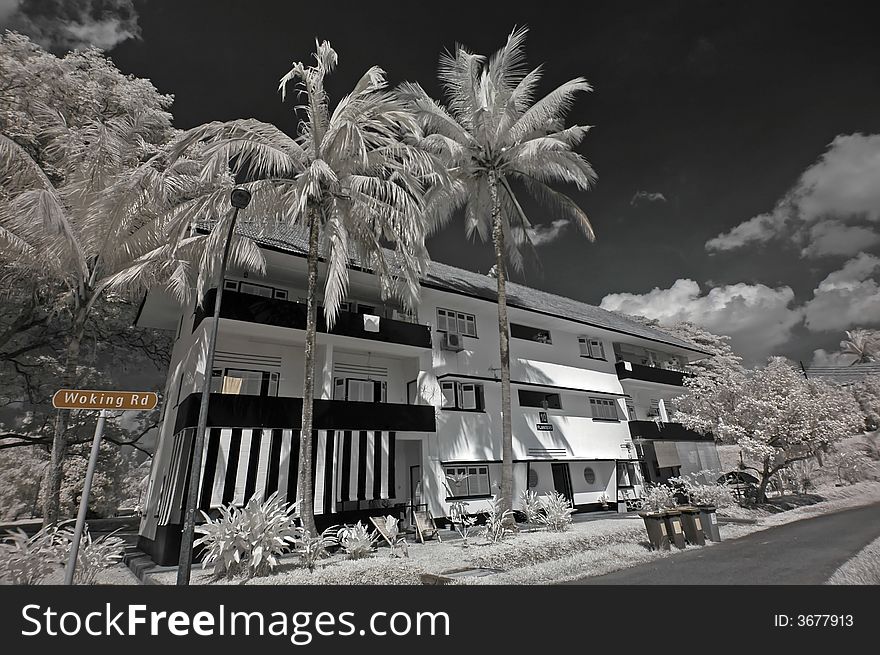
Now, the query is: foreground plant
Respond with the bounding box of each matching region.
[0,528,65,584]
[299,527,340,573]
[56,525,125,585]
[194,492,302,579]
[337,521,377,560]
[482,495,515,543]
[640,484,676,513]
[538,491,575,532]
[382,515,409,558]
[448,500,477,547]
[519,489,542,532]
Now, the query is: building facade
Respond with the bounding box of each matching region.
[135,229,715,563]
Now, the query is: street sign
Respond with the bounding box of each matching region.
[52,389,158,411]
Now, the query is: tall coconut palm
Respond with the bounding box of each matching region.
[0,110,256,524]
[170,41,437,536]
[400,26,597,518]
[841,329,880,366]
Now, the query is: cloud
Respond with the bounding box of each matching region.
[799,220,880,258]
[599,279,802,364]
[802,253,880,332]
[527,219,569,247]
[706,133,880,257]
[0,0,141,52]
[630,190,667,206]
[809,348,854,367]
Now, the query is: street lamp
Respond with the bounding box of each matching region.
[176,188,251,585]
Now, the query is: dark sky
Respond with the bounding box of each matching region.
[6,0,880,365]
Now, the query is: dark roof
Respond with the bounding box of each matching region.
[223,222,710,356]
[804,363,880,384]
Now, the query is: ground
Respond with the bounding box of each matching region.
[137,480,880,586]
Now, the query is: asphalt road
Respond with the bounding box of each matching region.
[568,502,880,585]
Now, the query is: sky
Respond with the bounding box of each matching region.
[3,0,880,366]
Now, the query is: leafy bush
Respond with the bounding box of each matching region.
[381,515,409,558]
[481,495,514,543]
[57,526,125,585]
[195,492,301,579]
[667,471,734,508]
[519,489,542,531]
[640,484,676,512]
[299,527,340,572]
[538,491,575,532]
[337,522,377,559]
[0,528,65,585]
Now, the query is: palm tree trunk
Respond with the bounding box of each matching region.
[43,305,88,525]
[297,206,320,537]
[489,171,514,524]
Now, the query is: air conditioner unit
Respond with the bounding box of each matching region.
[441,332,464,352]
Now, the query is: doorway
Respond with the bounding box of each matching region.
[551,463,573,502]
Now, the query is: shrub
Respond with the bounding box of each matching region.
[298,526,340,572]
[337,522,377,559]
[519,489,542,531]
[56,526,125,585]
[0,528,65,585]
[195,492,301,579]
[640,484,676,512]
[667,471,734,508]
[482,495,514,543]
[538,491,574,532]
[381,515,409,558]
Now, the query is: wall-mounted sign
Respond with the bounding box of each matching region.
[52,389,158,411]
[539,411,549,423]
[536,423,554,431]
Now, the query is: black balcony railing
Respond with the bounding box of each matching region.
[627,419,712,442]
[173,392,436,434]
[615,360,687,386]
[194,289,432,349]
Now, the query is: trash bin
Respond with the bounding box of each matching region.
[662,509,686,549]
[678,506,706,546]
[695,504,722,542]
[638,511,671,551]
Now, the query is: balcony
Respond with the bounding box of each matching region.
[615,360,687,386]
[173,392,436,434]
[194,289,432,349]
[627,420,713,442]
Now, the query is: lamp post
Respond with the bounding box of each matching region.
[176,188,251,585]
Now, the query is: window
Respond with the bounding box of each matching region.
[617,462,638,487]
[578,336,606,359]
[511,323,552,344]
[211,368,279,396]
[437,308,477,337]
[225,278,290,301]
[518,389,562,410]
[407,380,418,405]
[527,468,539,488]
[444,466,491,498]
[647,399,661,418]
[589,397,619,421]
[583,467,596,484]
[625,398,637,421]
[441,380,485,411]
[333,378,387,403]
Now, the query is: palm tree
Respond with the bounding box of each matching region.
[0,110,252,524]
[841,329,879,365]
[171,41,436,536]
[400,26,597,518]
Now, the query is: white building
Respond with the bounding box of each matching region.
[135,227,716,563]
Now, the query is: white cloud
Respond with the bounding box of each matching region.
[706,133,880,257]
[803,253,880,332]
[527,219,569,247]
[800,220,880,258]
[599,279,802,364]
[630,190,667,206]
[0,0,141,52]
[809,348,854,367]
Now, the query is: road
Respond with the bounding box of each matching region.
[568,502,880,584]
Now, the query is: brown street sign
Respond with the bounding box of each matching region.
[52,389,158,411]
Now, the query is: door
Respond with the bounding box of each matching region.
[551,463,574,503]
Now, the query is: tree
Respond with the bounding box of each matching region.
[840,328,880,365]
[0,34,243,524]
[675,357,863,503]
[171,41,436,536]
[400,26,596,518]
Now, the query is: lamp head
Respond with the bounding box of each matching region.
[230,188,252,209]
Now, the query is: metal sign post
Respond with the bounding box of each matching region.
[53,389,158,585]
[63,409,108,585]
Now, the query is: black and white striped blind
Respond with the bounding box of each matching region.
[157,427,396,526]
